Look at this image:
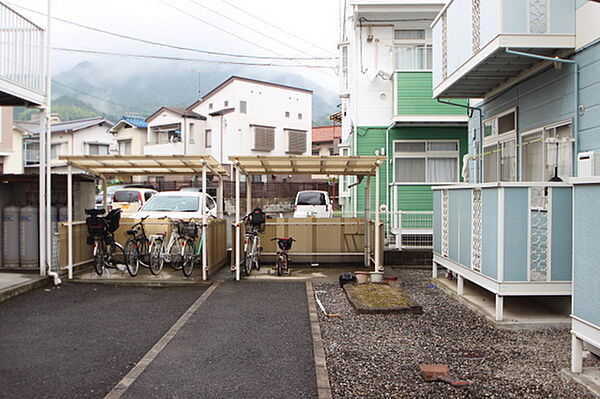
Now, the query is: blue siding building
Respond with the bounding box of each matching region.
[431,0,600,383]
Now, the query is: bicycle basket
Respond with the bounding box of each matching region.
[277,238,294,251]
[105,209,122,233]
[182,221,199,238]
[249,208,266,227]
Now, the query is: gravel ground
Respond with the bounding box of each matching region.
[315,269,598,399]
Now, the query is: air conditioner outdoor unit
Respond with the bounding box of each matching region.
[577,151,600,177]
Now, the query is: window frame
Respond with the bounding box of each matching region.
[205,129,212,148]
[118,139,132,155]
[252,125,275,152]
[240,100,247,114]
[392,139,460,184]
[393,28,433,72]
[482,108,518,182]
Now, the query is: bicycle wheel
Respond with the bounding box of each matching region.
[254,236,261,271]
[182,239,196,277]
[149,238,164,275]
[93,239,106,276]
[276,256,283,276]
[108,242,126,270]
[169,237,186,270]
[124,239,140,277]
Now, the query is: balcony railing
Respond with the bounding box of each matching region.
[433,182,572,287]
[0,3,45,101]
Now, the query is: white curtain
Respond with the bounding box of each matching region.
[522,133,543,181]
[427,158,457,182]
[395,158,425,182]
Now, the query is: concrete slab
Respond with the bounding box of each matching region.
[72,266,211,287]
[242,265,375,283]
[561,368,600,398]
[0,272,47,303]
[433,275,571,330]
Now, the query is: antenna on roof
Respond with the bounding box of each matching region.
[192,69,202,99]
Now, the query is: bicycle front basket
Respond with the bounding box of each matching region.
[105,209,122,233]
[277,238,294,251]
[86,216,106,237]
[183,221,199,238]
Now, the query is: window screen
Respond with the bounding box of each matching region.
[394,29,426,40]
[253,126,275,151]
[287,130,306,154]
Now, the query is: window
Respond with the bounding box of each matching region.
[312,148,320,156]
[286,129,307,154]
[50,143,62,160]
[393,140,459,183]
[340,44,349,91]
[118,140,132,155]
[285,111,290,118]
[189,123,195,144]
[240,100,247,113]
[209,103,213,110]
[329,148,334,156]
[296,192,326,205]
[224,100,229,107]
[482,110,517,182]
[298,113,303,120]
[88,143,109,156]
[205,129,212,148]
[394,29,432,70]
[253,125,274,151]
[521,122,573,181]
[144,191,154,201]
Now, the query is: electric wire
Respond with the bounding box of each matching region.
[7,2,336,61]
[52,80,148,114]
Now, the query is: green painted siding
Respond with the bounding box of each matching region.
[353,126,468,212]
[396,72,468,116]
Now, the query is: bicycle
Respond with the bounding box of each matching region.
[85,208,125,276]
[271,237,295,276]
[150,218,190,275]
[242,208,267,276]
[123,215,165,277]
[180,220,202,278]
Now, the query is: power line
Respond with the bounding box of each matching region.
[52,46,335,69]
[186,0,336,66]
[52,80,148,114]
[218,0,337,57]
[7,2,336,61]
[158,0,337,78]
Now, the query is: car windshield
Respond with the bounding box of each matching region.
[114,191,140,203]
[142,195,199,212]
[180,187,200,192]
[296,192,326,206]
[107,185,124,195]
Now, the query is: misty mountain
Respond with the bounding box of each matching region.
[14,95,101,122]
[51,60,339,125]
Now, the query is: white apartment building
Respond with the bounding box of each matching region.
[21,116,115,173]
[143,76,313,165]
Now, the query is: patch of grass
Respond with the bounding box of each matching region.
[346,283,410,309]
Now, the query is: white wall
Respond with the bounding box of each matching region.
[3,128,24,174]
[576,0,600,49]
[190,79,312,164]
[114,125,146,155]
[145,110,209,156]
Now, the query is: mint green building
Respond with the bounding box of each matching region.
[338,1,468,249]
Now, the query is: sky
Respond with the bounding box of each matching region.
[8,0,340,91]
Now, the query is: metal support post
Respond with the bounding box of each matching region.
[217,175,224,218]
[457,275,464,296]
[67,164,73,279]
[495,294,504,322]
[375,163,381,272]
[571,334,584,373]
[235,166,241,281]
[102,176,108,210]
[202,163,207,281]
[45,0,53,277]
[39,109,46,276]
[246,177,252,214]
[432,262,438,279]
[364,176,371,267]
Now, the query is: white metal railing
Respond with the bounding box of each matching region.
[0,3,45,94]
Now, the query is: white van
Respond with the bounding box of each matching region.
[293,190,333,218]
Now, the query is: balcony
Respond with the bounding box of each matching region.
[393,71,467,122]
[0,3,45,106]
[432,0,576,99]
[432,182,572,312]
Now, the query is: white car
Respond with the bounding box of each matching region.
[132,191,217,220]
[292,190,333,218]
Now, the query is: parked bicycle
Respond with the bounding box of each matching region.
[85,208,125,276]
[180,219,203,277]
[271,236,295,276]
[149,218,193,275]
[242,208,268,275]
[123,215,165,277]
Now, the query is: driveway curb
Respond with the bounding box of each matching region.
[0,275,48,304]
[306,282,333,399]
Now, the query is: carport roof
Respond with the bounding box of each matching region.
[59,155,228,176]
[229,155,386,176]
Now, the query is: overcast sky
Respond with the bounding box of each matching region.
[9,0,340,90]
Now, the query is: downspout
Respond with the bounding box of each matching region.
[436,99,483,183]
[385,122,394,228]
[505,49,579,175]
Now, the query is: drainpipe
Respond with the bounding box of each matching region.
[385,121,394,229]
[436,99,483,183]
[505,49,579,175]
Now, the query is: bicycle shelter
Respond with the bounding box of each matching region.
[59,155,228,281]
[229,155,386,281]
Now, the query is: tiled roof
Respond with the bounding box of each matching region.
[122,115,148,128]
[146,106,206,122]
[21,116,111,135]
[312,125,341,144]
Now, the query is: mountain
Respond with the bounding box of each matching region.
[14,95,101,122]
[51,60,339,125]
